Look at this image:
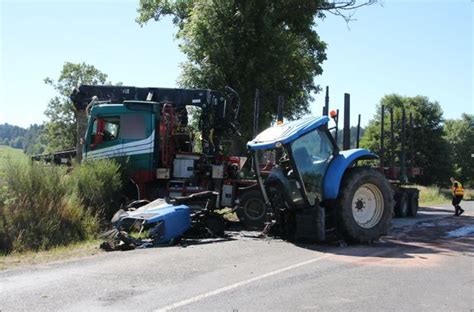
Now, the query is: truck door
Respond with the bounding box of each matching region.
[119,113,154,173]
[85,116,122,160]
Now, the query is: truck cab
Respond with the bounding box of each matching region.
[85,103,157,191]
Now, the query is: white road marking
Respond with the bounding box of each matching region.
[154,254,332,312]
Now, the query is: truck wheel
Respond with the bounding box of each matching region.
[407,191,419,217]
[395,192,408,218]
[236,190,266,229]
[337,167,394,243]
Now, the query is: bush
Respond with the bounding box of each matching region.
[417,185,450,206]
[0,160,99,253]
[69,159,124,222]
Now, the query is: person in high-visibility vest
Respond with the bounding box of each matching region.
[450,177,465,216]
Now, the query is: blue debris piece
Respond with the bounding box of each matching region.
[117,199,191,245]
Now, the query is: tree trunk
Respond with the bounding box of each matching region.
[75,110,88,163]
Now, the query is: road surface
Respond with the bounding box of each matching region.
[1,202,473,311]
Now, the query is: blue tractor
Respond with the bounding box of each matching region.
[247,116,394,243]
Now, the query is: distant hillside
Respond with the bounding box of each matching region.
[0,123,47,155]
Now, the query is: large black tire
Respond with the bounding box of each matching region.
[407,190,419,217]
[236,190,266,228]
[394,191,409,218]
[337,167,394,243]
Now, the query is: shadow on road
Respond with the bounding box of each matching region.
[296,214,474,260]
[419,206,454,213]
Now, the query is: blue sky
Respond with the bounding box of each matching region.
[1,0,472,128]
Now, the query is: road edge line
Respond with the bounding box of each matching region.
[154,254,332,312]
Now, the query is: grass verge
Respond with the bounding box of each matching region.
[0,239,103,271]
[417,185,473,206]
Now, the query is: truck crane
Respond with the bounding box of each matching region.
[68,85,263,216]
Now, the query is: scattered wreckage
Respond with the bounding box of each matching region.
[100,191,229,251]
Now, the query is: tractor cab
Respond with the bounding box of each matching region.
[248,116,336,240]
[249,116,335,208]
[248,116,393,243]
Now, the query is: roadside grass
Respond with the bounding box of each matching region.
[417,185,450,206]
[417,185,474,206]
[0,146,27,172]
[462,188,474,200]
[0,146,26,161]
[0,239,103,271]
[0,157,124,255]
[0,159,99,252]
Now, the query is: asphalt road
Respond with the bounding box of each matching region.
[1,202,473,311]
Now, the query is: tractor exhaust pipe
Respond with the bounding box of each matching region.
[380,105,385,170]
[343,93,351,150]
[356,114,361,148]
[323,86,329,116]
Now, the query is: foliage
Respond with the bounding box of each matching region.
[137,0,329,147]
[444,114,474,186]
[416,185,449,206]
[360,94,452,185]
[0,123,46,154]
[0,157,125,254]
[43,62,109,153]
[0,159,99,252]
[69,159,124,222]
[137,1,376,149]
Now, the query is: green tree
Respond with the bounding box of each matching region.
[43,62,109,154]
[136,0,374,150]
[360,94,452,185]
[444,114,474,186]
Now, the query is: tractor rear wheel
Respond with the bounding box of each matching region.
[337,167,394,243]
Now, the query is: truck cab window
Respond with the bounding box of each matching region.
[92,117,120,145]
[102,118,120,142]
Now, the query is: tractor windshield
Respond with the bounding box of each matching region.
[290,129,334,205]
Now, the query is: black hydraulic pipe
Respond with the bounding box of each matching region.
[356,114,361,148]
[380,105,385,170]
[323,86,329,116]
[343,93,350,150]
[400,108,408,183]
[334,109,340,147]
[276,96,284,161]
[277,96,284,124]
[409,113,415,168]
[253,89,260,138]
[390,107,395,167]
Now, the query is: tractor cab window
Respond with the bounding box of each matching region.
[291,129,334,205]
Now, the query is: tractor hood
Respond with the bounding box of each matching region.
[247,116,329,150]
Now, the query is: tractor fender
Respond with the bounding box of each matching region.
[323,149,378,200]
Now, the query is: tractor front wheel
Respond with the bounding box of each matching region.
[337,167,394,243]
[236,190,266,229]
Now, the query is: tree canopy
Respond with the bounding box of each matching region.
[136,0,374,147]
[360,94,452,185]
[444,114,474,185]
[43,62,109,152]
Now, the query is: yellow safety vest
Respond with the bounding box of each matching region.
[451,180,464,196]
